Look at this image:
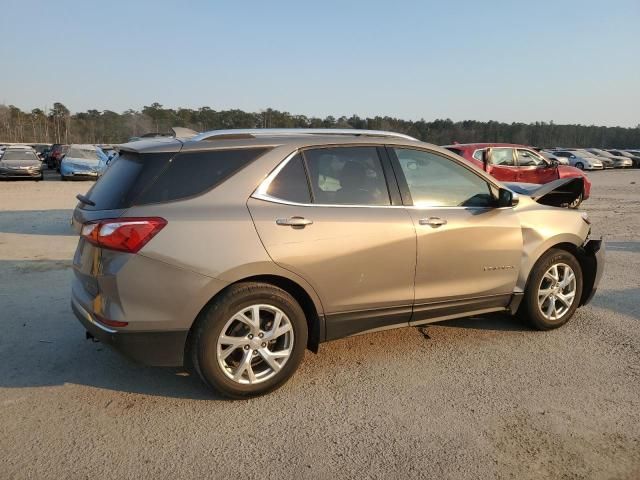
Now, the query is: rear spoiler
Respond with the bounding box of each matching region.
[504,177,583,207]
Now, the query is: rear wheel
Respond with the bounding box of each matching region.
[191,282,308,398]
[518,249,583,330]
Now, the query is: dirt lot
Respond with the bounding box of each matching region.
[1,169,638,479]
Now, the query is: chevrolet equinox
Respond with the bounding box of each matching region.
[70,129,604,398]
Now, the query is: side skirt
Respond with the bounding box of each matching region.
[324,294,515,341]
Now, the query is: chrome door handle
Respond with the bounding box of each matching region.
[419,217,447,228]
[276,216,313,227]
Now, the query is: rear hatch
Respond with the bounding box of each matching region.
[71,142,182,303]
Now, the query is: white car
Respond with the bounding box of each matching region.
[540,150,569,165]
[552,150,603,170]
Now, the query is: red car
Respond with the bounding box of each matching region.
[444,143,591,205]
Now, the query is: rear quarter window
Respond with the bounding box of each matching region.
[134,148,270,205]
[83,152,173,210]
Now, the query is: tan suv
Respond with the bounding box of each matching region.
[70,129,604,398]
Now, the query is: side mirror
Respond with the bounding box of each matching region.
[481,148,492,171]
[497,188,519,208]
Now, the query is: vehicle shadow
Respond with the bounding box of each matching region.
[590,287,640,319]
[606,241,640,254]
[0,252,634,400]
[434,312,532,331]
[0,209,75,236]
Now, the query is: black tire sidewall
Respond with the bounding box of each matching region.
[522,249,583,330]
[194,283,308,398]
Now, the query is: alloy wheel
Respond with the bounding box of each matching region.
[216,304,294,385]
[537,263,577,321]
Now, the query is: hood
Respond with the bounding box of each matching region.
[505,177,584,207]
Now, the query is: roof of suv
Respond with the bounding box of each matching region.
[118,129,422,154]
[442,143,529,150]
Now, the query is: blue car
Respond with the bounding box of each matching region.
[60,145,109,180]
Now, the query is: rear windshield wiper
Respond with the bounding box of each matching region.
[76,194,96,207]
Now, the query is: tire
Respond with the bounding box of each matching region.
[60,175,66,181]
[575,162,584,170]
[567,192,583,209]
[518,249,583,330]
[191,282,308,399]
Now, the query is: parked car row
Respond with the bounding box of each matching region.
[541,147,638,170]
[0,142,115,181]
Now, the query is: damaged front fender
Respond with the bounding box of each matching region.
[505,177,584,208]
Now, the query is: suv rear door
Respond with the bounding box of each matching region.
[248,146,417,340]
[388,146,522,324]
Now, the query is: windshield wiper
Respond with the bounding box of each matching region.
[76,194,96,207]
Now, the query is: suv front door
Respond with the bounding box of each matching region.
[389,147,522,325]
[474,147,518,182]
[248,146,417,340]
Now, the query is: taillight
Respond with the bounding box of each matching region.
[81,217,167,253]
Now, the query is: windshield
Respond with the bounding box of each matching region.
[2,150,38,161]
[66,147,102,162]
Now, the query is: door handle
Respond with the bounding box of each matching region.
[419,217,447,228]
[276,216,313,227]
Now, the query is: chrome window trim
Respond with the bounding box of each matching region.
[252,147,504,211]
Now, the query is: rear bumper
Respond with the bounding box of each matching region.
[578,239,605,306]
[71,297,188,366]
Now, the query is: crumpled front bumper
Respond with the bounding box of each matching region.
[578,239,605,306]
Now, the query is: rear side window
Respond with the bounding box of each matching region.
[85,148,268,210]
[135,148,270,205]
[303,147,391,205]
[84,152,172,210]
[266,154,311,204]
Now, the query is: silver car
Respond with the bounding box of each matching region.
[70,129,604,398]
[552,150,603,170]
[586,148,633,168]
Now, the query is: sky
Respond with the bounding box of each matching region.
[0,0,639,127]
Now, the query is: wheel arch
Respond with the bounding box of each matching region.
[185,273,325,370]
[519,240,595,307]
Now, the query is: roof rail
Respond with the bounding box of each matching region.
[190,128,418,142]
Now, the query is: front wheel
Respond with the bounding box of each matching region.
[567,192,583,209]
[518,249,583,330]
[575,162,584,170]
[191,282,308,398]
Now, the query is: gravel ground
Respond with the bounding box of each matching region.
[0,169,638,479]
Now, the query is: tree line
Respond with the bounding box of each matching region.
[1,102,638,148]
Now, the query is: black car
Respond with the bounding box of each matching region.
[0,149,44,180]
